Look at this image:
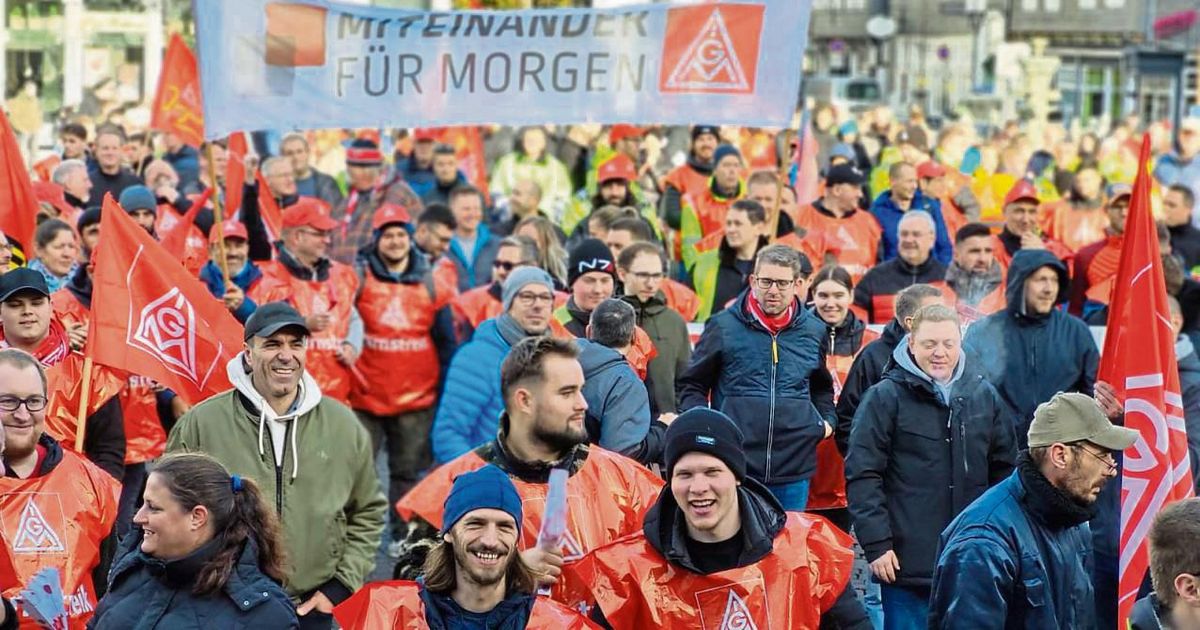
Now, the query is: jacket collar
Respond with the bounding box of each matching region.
[274,242,331,282]
[488,423,588,484]
[643,477,786,575]
[418,581,534,630]
[1015,452,1097,529]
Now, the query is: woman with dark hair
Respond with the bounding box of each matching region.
[88,453,297,629]
[28,219,78,292]
[805,265,879,532]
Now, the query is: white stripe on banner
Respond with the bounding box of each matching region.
[195,0,812,138]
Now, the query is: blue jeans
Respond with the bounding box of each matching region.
[764,479,810,512]
[880,584,929,630]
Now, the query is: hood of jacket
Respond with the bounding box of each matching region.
[891,334,967,405]
[1004,249,1069,320]
[225,353,323,480]
[575,338,626,376]
[642,477,786,575]
[621,291,668,318]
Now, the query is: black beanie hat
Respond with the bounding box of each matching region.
[665,408,746,480]
[77,206,102,232]
[567,238,616,288]
[692,125,720,141]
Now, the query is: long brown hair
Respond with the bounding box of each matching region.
[150,453,289,595]
[421,539,537,596]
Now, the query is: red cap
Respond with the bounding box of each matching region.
[212,219,249,243]
[372,204,412,230]
[597,154,637,183]
[1003,180,1040,207]
[282,197,339,231]
[916,161,947,180]
[609,124,644,144]
[412,128,442,142]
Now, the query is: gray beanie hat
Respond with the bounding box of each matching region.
[501,267,555,311]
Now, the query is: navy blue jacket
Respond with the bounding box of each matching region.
[419,583,536,630]
[870,189,953,265]
[964,249,1098,448]
[677,291,836,483]
[164,144,201,191]
[199,260,262,323]
[929,466,1097,630]
[846,346,1017,586]
[89,530,297,630]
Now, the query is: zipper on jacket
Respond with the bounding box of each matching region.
[766,334,779,481]
[266,423,290,516]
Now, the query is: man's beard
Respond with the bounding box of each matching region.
[533,419,587,453]
[453,542,512,587]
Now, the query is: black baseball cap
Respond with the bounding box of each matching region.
[826,164,865,187]
[0,268,50,302]
[243,301,310,341]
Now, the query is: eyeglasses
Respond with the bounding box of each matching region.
[493,260,532,272]
[296,228,332,240]
[630,271,664,282]
[1070,443,1119,473]
[0,396,48,413]
[753,277,796,290]
[514,292,553,306]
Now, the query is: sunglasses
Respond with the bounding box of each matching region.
[492,260,531,272]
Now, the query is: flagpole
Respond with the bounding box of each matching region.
[205,142,232,287]
[74,356,93,451]
[135,132,153,179]
[769,108,804,245]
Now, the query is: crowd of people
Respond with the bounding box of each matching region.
[1,101,1200,629]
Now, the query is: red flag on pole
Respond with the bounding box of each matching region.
[159,187,213,261]
[255,170,285,242]
[150,34,205,148]
[0,111,38,261]
[225,132,248,214]
[88,194,243,404]
[789,112,820,208]
[1101,134,1195,626]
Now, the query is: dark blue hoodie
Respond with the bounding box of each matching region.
[964,249,1099,448]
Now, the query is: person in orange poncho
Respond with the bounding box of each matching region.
[563,409,870,629]
[335,466,597,630]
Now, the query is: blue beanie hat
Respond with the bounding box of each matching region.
[712,144,742,168]
[441,465,523,535]
[118,185,158,215]
[502,266,556,312]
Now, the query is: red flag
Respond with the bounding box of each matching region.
[789,112,820,208]
[1101,134,1195,626]
[159,187,213,260]
[88,194,243,404]
[0,111,37,260]
[225,132,248,215]
[255,170,285,242]
[150,34,205,148]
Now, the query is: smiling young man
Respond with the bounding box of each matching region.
[566,408,870,629]
[0,348,119,627]
[167,302,386,630]
[333,466,597,629]
[846,304,1017,628]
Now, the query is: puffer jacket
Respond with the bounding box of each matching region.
[845,341,1017,586]
[964,249,1098,447]
[89,531,297,629]
[577,339,653,458]
[678,291,836,483]
[431,317,512,463]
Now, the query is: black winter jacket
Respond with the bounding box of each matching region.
[964,249,1098,448]
[678,291,836,483]
[835,319,905,455]
[845,345,1017,586]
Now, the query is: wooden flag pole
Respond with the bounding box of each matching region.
[74,356,93,451]
[205,142,232,287]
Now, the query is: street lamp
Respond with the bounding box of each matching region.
[965,0,986,92]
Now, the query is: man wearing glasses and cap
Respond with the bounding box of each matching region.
[929,392,1138,629]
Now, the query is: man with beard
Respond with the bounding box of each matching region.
[331,138,424,265]
[854,211,948,324]
[565,408,870,629]
[167,302,386,630]
[0,349,120,627]
[117,186,160,237]
[393,336,663,612]
[929,392,1137,628]
[564,154,654,242]
[333,466,598,629]
[944,222,1006,325]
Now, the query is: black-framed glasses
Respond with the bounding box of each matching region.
[753,277,796,290]
[0,396,47,413]
[630,271,664,282]
[1070,443,1119,473]
[514,291,553,306]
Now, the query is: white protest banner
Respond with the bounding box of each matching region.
[194,0,812,138]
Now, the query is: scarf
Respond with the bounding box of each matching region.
[1017,451,1097,529]
[495,313,537,347]
[744,292,796,336]
[0,318,72,366]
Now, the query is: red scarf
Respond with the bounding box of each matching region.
[745,293,797,336]
[0,318,72,366]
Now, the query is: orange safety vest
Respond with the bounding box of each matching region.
[395,447,663,609]
[449,285,501,333]
[794,204,881,282]
[332,581,600,630]
[1038,200,1109,253]
[119,375,166,464]
[777,228,838,269]
[939,194,968,242]
[663,164,714,261]
[808,326,880,511]
[990,235,1074,273]
[565,512,855,630]
[0,447,120,629]
[250,260,360,404]
[682,184,743,244]
[154,205,207,276]
[352,271,454,416]
[660,279,700,322]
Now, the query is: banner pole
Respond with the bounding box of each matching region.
[74,356,93,452]
[769,109,804,245]
[205,142,232,287]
